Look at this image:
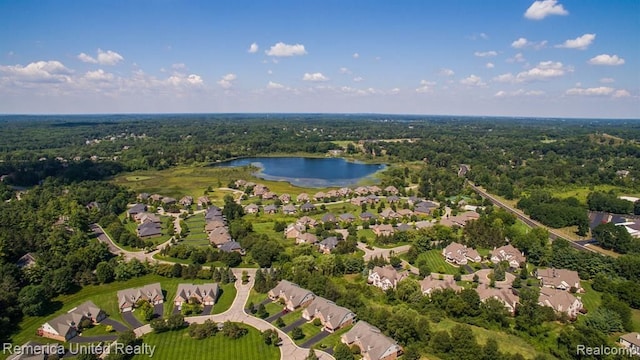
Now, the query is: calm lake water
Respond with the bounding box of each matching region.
[214,157,386,187]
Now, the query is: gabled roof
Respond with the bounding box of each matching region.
[283,204,297,213]
[127,203,147,215]
[342,321,401,360]
[620,332,640,347]
[370,266,408,284]
[209,227,232,246]
[339,213,356,221]
[17,253,37,268]
[536,268,581,289]
[264,204,278,212]
[301,203,316,211]
[297,232,319,244]
[117,283,163,308]
[175,283,219,303]
[269,280,315,308]
[319,236,339,250]
[360,212,376,220]
[538,287,581,313]
[305,297,355,329]
[220,240,243,253]
[322,213,337,223]
[137,221,162,237]
[420,274,462,293]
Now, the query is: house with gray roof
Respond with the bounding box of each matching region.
[296,232,319,245]
[209,227,232,246]
[283,204,297,215]
[137,221,162,238]
[536,268,582,292]
[420,274,463,295]
[339,213,356,222]
[268,280,315,311]
[127,203,147,219]
[174,283,219,309]
[302,297,356,333]
[220,240,244,254]
[538,287,583,318]
[359,212,376,221]
[619,332,640,355]
[243,203,259,214]
[117,283,164,312]
[368,266,408,291]
[301,203,316,212]
[264,204,278,214]
[341,321,403,360]
[322,213,337,223]
[318,236,339,254]
[38,301,105,342]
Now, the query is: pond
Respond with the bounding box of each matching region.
[213,157,386,187]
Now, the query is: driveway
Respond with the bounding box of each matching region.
[173,306,181,315]
[281,318,306,333]
[299,330,330,348]
[153,303,164,318]
[101,318,129,332]
[202,305,213,315]
[122,311,143,328]
[265,310,287,323]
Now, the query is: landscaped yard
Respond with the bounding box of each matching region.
[212,284,237,315]
[313,324,353,351]
[181,213,209,246]
[579,282,601,312]
[632,309,640,332]
[292,321,323,345]
[132,324,280,360]
[80,323,117,337]
[416,249,458,275]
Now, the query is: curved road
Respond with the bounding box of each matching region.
[133,269,333,360]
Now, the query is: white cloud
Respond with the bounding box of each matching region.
[555,33,596,50]
[77,49,124,65]
[486,62,495,69]
[415,80,436,93]
[460,74,485,86]
[248,42,259,54]
[171,63,186,70]
[353,76,363,82]
[439,68,455,76]
[613,90,631,98]
[524,0,568,20]
[302,72,328,82]
[186,74,203,85]
[495,89,545,97]
[588,54,625,66]
[511,37,547,49]
[565,86,615,96]
[390,88,400,94]
[493,73,516,83]
[0,60,73,83]
[266,81,284,89]
[265,42,307,57]
[217,73,236,89]
[516,61,570,81]
[352,52,359,59]
[339,67,351,74]
[83,69,114,82]
[267,70,273,75]
[507,53,526,63]
[474,51,497,57]
[511,38,529,49]
[168,73,203,86]
[600,77,615,84]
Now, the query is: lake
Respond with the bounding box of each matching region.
[214,157,386,187]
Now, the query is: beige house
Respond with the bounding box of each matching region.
[536,268,582,292]
[117,283,164,312]
[285,223,306,239]
[538,287,583,318]
[442,242,481,265]
[39,301,106,342]
[420,274,463,295]
[296,193,310,203]
[619,332,640,355]
[372,224,395,237]
[368,266,408,291]
[302,297,356,333]
[341,321,403,360]
[174,284,219,309]
[491,244,526,268]
[477,285,520,314]
[296,232,319,244]
[268,280,315,311]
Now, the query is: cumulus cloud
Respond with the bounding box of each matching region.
[415,80,436,93]
[339,67,351,74]
[555,33,596,50]
[474,51,497,57]
[266,81,284,89]
[352,52,359,59]
[390,87,400,94]
[439,68,455,76]
[565,86,614,96]
[493,73,516,83]
[507,53,526,63]
[302,72,328,82]
[600,78,615,84]
[0,60,73,83]
[217,73,236,89]
[613,90,631,98]
[511,37,547,49]
[524,0,568,20]
[168,73,203,86]
[495,89,545,97]
[265,42,307,57]
[77,49,124,65]
[353,76,363,82]
[588,54,625,66]
[248,42,259,54]
[486,62,495,69]
[460,74,485,86]
[493,61,570,83]
[83,69,114,82]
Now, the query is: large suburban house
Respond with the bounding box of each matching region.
[302,296,356,333]
[538,287,583,318]
[442,242,481,265]
[285,223,306,239]
[477,285,520,314]
[341,321,403,360]
[268,280,316,311]
[372,224,395,237]
[174,283,220,309]
[117,283,164,312]
[126,203,147,219]
[296,232,319,245]
[38,301,105,342]
[439,211,480,227]
[244,204,259,214]
[491,244,526,268]
[619,332,640,355]
[420,274,463,295]
[536,268,582,292]
[318,236,339,254]
[137,221,162,238]
[209,227,232,246]
[368,266,408,291]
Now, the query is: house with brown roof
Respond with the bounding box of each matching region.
[338,187,352,197]
[442,242,481,265]
[205,220,226,232]
[386,195,400,204]
[420,274,463,295]
[372,224,395,237]
[174,283,219,309]
[279,193,291,204]
[244,203,259,214]
[197,196,210,209]
[491,244,526,268]
[538,287,583,318]
[380,209,399,219]
[619,333,640,355]
[134,212,160,224]
[283,204,297,215]
[297,216,318,227]
[384,186,399,195]
[209,227,232,246]
[326,190,339,198]
[351,196,367,206]
[179,196,193,207]
[149,194,163,202]
[117,283,164,312]
[285,223,306,239]
[296,232,319,245]
[368,266,408,291]
[440,211,480,227]
[359,212,376,221]
[366,195,380,204]
[262,191,277,200]
[234,179,247,188]
[161,197,176,205]
[253,184,269,197]
[17,253,37,268]
[341,321,403,360]
[268,280,315,311]
[536,268,582,292]
[476,285,520,314]
[263,204,278,214]
[354,186,370,196]
[301,203,316,212]
[296,193,310,203]
[38,301,106,342]
[302,297,356,333]
[367,186,382,194]
[339,213,356,223]
[313,192,326,201]
[322,213,337,224]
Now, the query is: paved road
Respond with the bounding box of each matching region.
[357,242,411,261]
[300,330,331,349]
[466,182,597,254]
[133,269,334,360]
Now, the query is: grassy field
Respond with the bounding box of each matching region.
[579,282,602,312]
[212,284,237,315]
[182,213,209,246]
[417,249,459,275]
[550,184,640,204]
[132,324,280,360]
[429,318,544,359]
[295,321,323,345]
[632,309,640,331]
[313,324,353,351]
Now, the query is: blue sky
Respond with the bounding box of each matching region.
[0,0,638,118]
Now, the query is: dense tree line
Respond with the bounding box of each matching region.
[587,191,634,214]
[517,191,589,235]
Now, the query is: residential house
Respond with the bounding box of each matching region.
[491,244,526,268]
[301,203,316,212]
[339,213,356,223]
[205,206,223,221]
[262,191,277,200]
[268,280,315,311]
[338,187,352,197]
[442,242,481,265]
[420,274,463,295]
[351,196,367,206]
[86,201,101,211]
[149,194,163,202]
[209,227,232,246]
[117,283,164,312]
[354,186,370,196]
[368,266,408,291]
[205,220,226,233]
[134,212,160,224]
[536,268,582,292]
[366,194,380,204]
[244,204,259,214]
[367,186,382,194]
[179,196,193,207]
[253,184,268,197]
[126,203,147,219]
[414,201,437,215]
[39,301,106,342]
[407,196,423,206]
[386,195,400,204]
[197,196,210,209]
[415,220,434,229]
[297,216,318,227]
[161,197,176,205]
[458,164,471,177]
[359,212,376,221]
[234,179,247,188]
[16,253,37,268]
[296,232,319,245]
[326,190,339,198]
[302,297,356,333]
[440,211,480,227]
[538,287,583,318]
[477,285,520,314]
[341,321,403,360]
[137,193,150,202]
[174,284,219,309]
[372,224,395,237]
[318,237,339,254]
[283,204,297,215]
[219,240,245,254]
[296,193,310,203]
[397,209,413,218]
[322,213,337,224]
[279,193,291,204]
[285,223,306,239]
[619,333,640,355]
[263,205,278,214]
[380,209,399,219]
[396,223,413,232]
[384,186,399,195]
[314,192,326,201]
[137,221,162,238]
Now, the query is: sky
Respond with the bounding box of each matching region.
[0,0,638,118]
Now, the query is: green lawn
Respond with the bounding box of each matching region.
[417,249,458,275]
[80,323,117,337]
[313,324,353,351]
[132,324,280,360]
[293,321,323,345]
[579,282,601,312]
[358,229,375,242]
[246,289,269,308]
[212,284,237,314]
[632,309,640,332]
[182,213,209,246]
[280,308,303,324]
[550,184,639,204]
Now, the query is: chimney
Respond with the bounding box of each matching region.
[636,333,640,340]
